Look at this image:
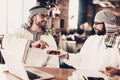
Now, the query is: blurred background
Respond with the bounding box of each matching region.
[0,0,120,52]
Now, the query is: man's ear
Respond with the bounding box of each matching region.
[32,14,37,21]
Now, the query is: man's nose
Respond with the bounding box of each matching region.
[93,24,96,29]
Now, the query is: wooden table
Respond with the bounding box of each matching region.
[1,66,120,80]
[1,67,75,80]
[37,67,75,80]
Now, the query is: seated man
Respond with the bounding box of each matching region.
[2,5,59,68]
[59,10,120,77]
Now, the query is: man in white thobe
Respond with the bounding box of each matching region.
[59,10,120,76]
[2,5,59,68]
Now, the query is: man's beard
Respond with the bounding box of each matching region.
[95,29,106,35]
[36,20,47,32]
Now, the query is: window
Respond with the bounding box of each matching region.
[0,0,36,34]
[68,0,79,29]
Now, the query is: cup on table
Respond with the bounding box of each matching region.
[72,71,86,80]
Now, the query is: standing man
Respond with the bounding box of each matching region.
[59,10,120,77]
[2,5,59,68]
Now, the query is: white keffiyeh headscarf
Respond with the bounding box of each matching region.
[94,10,119,48]
[25,6,48,27]
[29,6,48,18]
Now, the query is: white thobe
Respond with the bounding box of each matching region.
[2,27,59,68]
[63,35,120,71]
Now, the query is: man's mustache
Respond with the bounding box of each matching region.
[41,20,47,23]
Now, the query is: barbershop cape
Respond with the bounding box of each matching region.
[2,27,59,68]
[63,35,120,71]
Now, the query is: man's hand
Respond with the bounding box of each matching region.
[39,40,49,49]
[30,40,49,49]
[58,50,69,59]
[104,66,120,77]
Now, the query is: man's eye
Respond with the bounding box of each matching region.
[94,22,104,25]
